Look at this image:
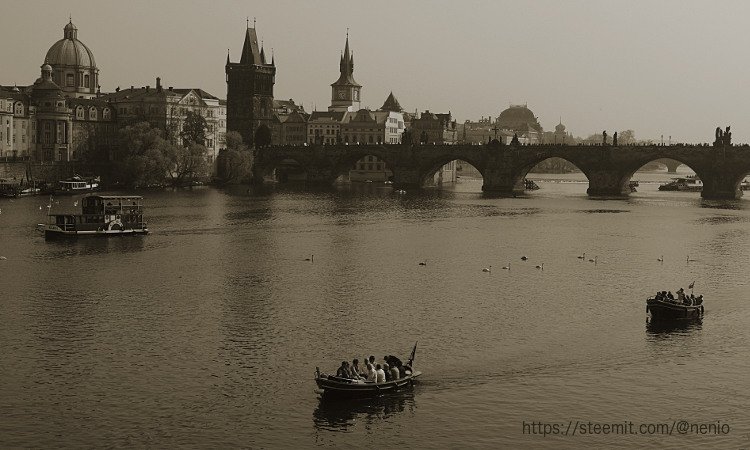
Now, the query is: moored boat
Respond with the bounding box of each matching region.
[42,194,148,240]
[658,175,702,192]
[54,175,100,195]
[315,343,421,398]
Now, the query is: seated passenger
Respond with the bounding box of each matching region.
[375,364,386,383]
[390,365,400,381]
[382,362,391,381]
[336,361,349,378]
[366,363,376,382]
[351,359,364,378]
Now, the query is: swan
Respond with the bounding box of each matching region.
[482,266,492,272]
[657,255,663,262]
[521,256,528,261]
[535,263,544,269]
[686,255,695,262]
[0,256,7,260]
[502,263,510,270]
[577,252,586,260]
[588,256,598,263]
[418,261,427,266]
[304,255,314,262]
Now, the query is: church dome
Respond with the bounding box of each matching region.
[498,104,536,122]
[45,21,97,68]
[555,122,566,133]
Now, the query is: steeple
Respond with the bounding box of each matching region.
[240,25,261,65]
[226,49,230,65]
[271,48,275,66]
[64,18,78,40]
[331,31,359,87]
[260,42,266,64]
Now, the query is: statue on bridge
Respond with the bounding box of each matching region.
[602,130,608,145]
[510,133,520,145]
[613,131,618,147]
[714,126,732,146]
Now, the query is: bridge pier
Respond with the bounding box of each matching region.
[700,172,743,200]
[585,170,631,197]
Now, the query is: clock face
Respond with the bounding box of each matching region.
[338,91,346,99]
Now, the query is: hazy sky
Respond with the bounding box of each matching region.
[2,0,749,143]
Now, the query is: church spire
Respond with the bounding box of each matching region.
[240,24,261,65]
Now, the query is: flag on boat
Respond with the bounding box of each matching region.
[689,281,695,289]
[407,341,418,366]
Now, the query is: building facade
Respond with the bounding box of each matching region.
[495,104,543,144]
[225,25,275,146]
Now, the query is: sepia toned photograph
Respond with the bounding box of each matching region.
[1,1,748,448]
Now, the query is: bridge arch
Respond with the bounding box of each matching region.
[513,155,591,193]
[257,156,309,183]
[418,155,486,188]
[332,146,396,182]
[621,155,706,195]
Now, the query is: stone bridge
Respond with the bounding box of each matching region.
[253,142,750,199]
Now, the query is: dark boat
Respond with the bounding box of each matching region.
[315,343,421,398]
[42,195,148,240]
[646,297,704,320]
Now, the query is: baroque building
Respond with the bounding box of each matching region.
[45,20,99,99]
[225,24,276,146]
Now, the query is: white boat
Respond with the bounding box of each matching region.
[55,175,100,195]
[658,175,702,192]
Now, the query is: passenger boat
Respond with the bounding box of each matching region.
[55,175,99,195]
[646,296,704,320]
[658,175,702,192]
[42,195,148,240]
[315,343,421,398]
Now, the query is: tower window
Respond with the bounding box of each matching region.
[84,74,90,88]
[66,73,74,87]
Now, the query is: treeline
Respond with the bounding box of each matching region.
[76,112,254,187]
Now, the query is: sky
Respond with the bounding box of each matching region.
[2,0,749,143]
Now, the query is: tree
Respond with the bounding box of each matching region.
[217,131,254,184]
[618,129,636,145]
[111,122,171,187]
[167,142,209,185]
[180,111,207,147]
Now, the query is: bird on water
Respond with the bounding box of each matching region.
[577,252,586,260]
[304,255,314,262]
[502,263,510,270]
[482,266,492,273]
[419,261,427,266]
[535,263,544,269]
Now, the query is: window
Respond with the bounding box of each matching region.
[14,103,23,115]
[207,139,213,147]
[66,73,74,87]
[89,108,97,120]
[103,108,110,120]
[84,74,90,88]
[76,107,84,119]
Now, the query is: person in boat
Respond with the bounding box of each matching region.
[382,361,391,381]
[385,355,405,378]
[389,365,400,381]
[375,364,386,383]
[667,291,674,301]
[695,295,703,305]
[365,362,377,382]
[368,355,376,368]
[336,361,349,378]
[351,359,364,379]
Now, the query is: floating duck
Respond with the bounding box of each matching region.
[482,266,492,273]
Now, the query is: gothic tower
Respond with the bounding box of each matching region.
[329,33,361,112]
[226,23,276,146]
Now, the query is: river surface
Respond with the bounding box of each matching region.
[1,168,749,448]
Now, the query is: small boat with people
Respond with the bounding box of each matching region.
[42,194,149,240]
[658,175,702,192]
[647,286,704,321]
[315,342,421,398]
[54,175,100,195]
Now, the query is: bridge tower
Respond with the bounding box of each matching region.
[225,22,276,146]
[329,32,361,112]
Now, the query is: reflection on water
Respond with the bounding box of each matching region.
[313,390,417,433]
[646,318,703,336]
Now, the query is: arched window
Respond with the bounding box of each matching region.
[102,108,110,120]
[89,107,97,121]
[66,73,74,87]
[84,74,90,88]
[14,102,23,116]
[76,107,84,119]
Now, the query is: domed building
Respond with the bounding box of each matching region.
[44,20,99,98]
[496,104,543,144]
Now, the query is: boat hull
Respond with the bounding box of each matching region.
[647,298,703,320]
[44,227,149,240]
[315,371,421,398]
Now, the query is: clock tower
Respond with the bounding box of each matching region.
[329,33,361,112]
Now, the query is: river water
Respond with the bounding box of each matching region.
[1,168,749,448]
